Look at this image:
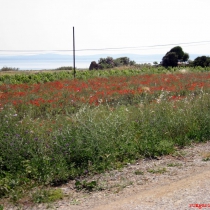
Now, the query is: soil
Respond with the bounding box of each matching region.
[3,141,210,210]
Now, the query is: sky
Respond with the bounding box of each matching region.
[0,0,210,57]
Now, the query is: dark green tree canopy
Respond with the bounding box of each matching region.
[162,52,178,68]
[98,57,115,69]
[161,46,189,67]
[192,56,210,67]
[114,57,130,66]
[89,56,136,70]
[182,53,189,62]
[169,46,184,60]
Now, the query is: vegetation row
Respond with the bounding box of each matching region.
[88,46,210,70]
[1,66,210,85]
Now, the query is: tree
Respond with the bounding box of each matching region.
[169,46,184,60]
[89,61,101,70]
[89,56,136,70]
[182,53,189,62]
[113,57,131,67]
[1,66,19,71]
[118,57,130,65]
[115,57,136,66]
[161,52,178,67]
[129,60,136,65]
[161,46,189,67]
[192,56,210,67]
[98,56,115,68]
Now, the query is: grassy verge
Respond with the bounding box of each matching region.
[1,90,210,201]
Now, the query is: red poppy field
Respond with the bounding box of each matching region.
[1,72,210,111]
[1,69,210,201]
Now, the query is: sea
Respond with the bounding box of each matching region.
[0,53,165,70]
[0,53,203,70]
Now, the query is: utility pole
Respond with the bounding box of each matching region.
[73,26,76,78]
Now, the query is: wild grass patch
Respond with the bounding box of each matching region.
[202,152,210,161]
[167,163,183,167]
[147,168,167,174]
[32,188,64,203]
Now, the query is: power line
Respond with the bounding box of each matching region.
[0,40,210,52]
[75,41,210,51]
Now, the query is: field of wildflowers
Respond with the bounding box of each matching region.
[1,67,210,201]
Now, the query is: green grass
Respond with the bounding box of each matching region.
[134,170,144,175]
[1,68,210,203]
[167,163,183,167]
[32,188,64,203]
[75,180,98,191]
[147,168,167,174]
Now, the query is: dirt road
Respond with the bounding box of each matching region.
[92,169,210,210]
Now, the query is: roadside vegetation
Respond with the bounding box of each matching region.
[1,64,210,205]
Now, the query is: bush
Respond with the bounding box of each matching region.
[56,66,73,70]
[89,61,101,70]
[98,57,115,69]
[1,66,19,71]
[192,56,210,67]
[114,57,130,66]
[89,56,136,70]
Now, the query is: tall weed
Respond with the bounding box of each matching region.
[1,88,210,199]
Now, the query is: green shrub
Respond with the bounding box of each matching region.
[56,66,73,70]
[32,188,63,203]
[1,66,19,71]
